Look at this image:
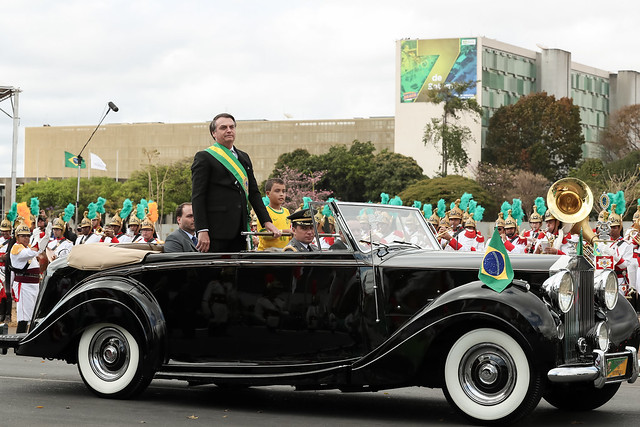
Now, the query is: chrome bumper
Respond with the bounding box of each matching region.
[548,346,639,388]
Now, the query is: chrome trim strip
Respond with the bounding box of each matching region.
[547,366,599,383]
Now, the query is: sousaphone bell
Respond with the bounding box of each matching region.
[546,178,596,244]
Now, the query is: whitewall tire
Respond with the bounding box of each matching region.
[443,328,542,424]
[77,323,150,398]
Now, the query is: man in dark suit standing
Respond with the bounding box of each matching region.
[164,202,198,253]
[191,113,281,252]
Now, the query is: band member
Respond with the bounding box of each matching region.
[523,203,544,253]
[48,216,74,260]
[502,210,527,253]
[534,210,577,255]
[444,212,485,252]
[139,215,159,244]
[606,205,636,295]
[75,212,100,245]
[0,215,12,322]
[11,218,49,333]
[128,212,144,243]
[101,210,125,243]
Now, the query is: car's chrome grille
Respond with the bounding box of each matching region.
[563,257,595,363]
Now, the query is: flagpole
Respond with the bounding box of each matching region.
[75,155,82,226]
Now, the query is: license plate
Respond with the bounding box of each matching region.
[606,356,628,378]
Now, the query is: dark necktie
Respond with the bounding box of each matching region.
[191,236,198,246]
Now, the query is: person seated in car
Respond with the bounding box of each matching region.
[283,208,318,252]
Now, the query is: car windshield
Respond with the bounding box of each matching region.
[334,202,440,252]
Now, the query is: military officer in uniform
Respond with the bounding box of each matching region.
[283,209,318,252]
[75,212,100,245]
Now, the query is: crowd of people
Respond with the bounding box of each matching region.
[2,111,638,331]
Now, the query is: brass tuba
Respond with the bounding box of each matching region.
[546,177,596,245]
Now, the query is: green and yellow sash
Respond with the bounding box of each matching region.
[205,142,251,232]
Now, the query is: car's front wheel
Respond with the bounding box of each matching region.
[443,328,542,424]
[77,323,153,398]
[543,382,621,411]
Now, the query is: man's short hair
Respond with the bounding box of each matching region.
[265,178,285,192]
[209,113,236,135]
[175,202,192,219]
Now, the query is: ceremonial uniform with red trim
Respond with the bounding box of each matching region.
[606,237,635,295]
[447,230,485,252]
[0,236,9,302]
[10,242,40,322]
[75,232,100,245]
[504,235,527,254]
[47,237,73,259]
[534,230,577,255]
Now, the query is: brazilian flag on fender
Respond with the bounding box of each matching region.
[478,228,514,293]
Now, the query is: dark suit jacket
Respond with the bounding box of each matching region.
[164,229,197,253]
[191,146,271,240]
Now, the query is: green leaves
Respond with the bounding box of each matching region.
[484,92,583,180]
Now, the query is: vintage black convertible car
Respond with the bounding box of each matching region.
[1,201,639,424]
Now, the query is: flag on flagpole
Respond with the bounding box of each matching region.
[65,151,86,168]
[478,228,514,293]
[90,152,107,171]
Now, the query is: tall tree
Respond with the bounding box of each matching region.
[363,150,423,201]
[422,81,482,176]
[599,104,640,161]
[484,92,584,181]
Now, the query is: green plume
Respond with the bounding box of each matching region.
[87,202,97,220]
[262,196,270,207]
[30,197,40,216]
[7,202,17,223]
[96,197,107,214]
[511,198,524,225]
[412,200,422,210]
[389,196,403,206]
[302,197,313,210]
[120,199,133,220]
[460,193,473,211]
[437,199,446,218]
[534,197,547,217]
[423,203,433,218]
[63,203,75,222]
[474,205,485,222]
[380,193,390,205]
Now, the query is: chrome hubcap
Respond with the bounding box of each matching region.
[459,343,516,405]
[88,327,130,382]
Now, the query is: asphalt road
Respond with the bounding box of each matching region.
[1,352,639,426]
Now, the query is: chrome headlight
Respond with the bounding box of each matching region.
[593,321,610,351]
[543,270,574,313]
[594,269,618,310]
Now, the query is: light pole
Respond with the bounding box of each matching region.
[74,102,119,225]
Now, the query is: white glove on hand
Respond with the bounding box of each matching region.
[38,223,53,254]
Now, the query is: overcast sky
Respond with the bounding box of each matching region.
[2,0,640,177]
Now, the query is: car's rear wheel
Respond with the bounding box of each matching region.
[77,323,153,398]
[443,328,542,424]
[543,382,621,411]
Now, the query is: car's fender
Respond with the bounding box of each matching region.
[16,276,167,370]
[351,280,560,386]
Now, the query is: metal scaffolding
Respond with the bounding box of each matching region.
[0,86,21,209]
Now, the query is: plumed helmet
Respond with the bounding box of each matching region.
[0,214,11,232]
[529,206,543,223]
[609,204,622,227]
[428,212,440,227]
[448,199,463,220]
[597,208,609,223]
[14,217,31,237]
[439,214,449,228]
[128,212,142,226]
[140,215,155,231]
[633,203,640,224]
[495,212,505,228]
[52,215,66,231]
[544,209,557,221]
[80,211,92,228]
[504,210,518,229]
[464,213,476,229]
[109,209,123,227]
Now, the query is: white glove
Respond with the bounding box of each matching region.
[38,223,53,254]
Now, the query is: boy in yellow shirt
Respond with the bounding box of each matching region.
[257,178,291,251]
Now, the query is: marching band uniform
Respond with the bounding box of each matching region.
[124,213,143,243]
[139,214,160,244]
[11,220,49,333]
[75,212,101,245]
[447,214,485,252]
[0,216,12,322]
[522,205,543,253]
[605,206,636,295]
[533,210,577,255]
[100,210,125,244]
[47,216,74,259]
[503,210,527,254]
